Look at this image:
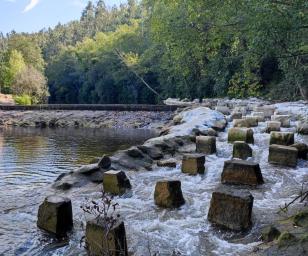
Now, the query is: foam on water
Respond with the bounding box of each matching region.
[1,103,308,255]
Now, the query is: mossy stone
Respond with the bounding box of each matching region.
[103,171,131,195]
[261,225,281,242]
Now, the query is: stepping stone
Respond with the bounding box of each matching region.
[268,144,298,167]
[291,143,308,160]
[208,187,254,231]
[271,115,290,128]
[196,136,216,154]
[243,116,258,127]
[298,122,308,135]
[253,106,276,118]
[228,128,254,144]
[221,159,264,185]
[251,112,265,122]
[266,121,281,133]
[230,112,242,121]
[215,106,231,115]
[232,141,253,160]
[86,219,128,256]
[103,171,131,195]
[269,131,294,146]
[157,159,177,168]
[233,106,247,115]
[154,180,185,208]
[233,119,250,128]
[37,195,73,236]
[181,154,205,175]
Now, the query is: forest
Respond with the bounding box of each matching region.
[0,0,307,105]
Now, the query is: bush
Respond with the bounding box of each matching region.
[13,94,32,105]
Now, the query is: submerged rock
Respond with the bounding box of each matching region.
[157,159,177,168]
[221,159,264,186]
[75,163,100,176]
[154,180,185,208]
[37,195,73,236]
[207,187,254,231]
[86,219,128,256]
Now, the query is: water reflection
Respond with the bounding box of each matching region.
[0,127,156,255]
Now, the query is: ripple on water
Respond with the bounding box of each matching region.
[1,121,308,255]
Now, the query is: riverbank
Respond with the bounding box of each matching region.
[0,110,173,129]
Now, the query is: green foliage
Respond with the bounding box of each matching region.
[0,0,307,103]
[1,50,26,92]
[13,94,32,105]
[12,65,49,104]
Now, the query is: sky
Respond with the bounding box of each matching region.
[0,0,125,34]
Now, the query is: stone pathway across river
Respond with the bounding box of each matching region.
[36,99,308,255]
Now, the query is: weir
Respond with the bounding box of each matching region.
[0,104,179,112]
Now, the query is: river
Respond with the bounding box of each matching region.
[0,127,156,256]
[0,120,307,255]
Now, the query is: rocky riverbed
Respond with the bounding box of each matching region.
[0,110,173,129]
[2,99,308,255]
[46,98,308,255]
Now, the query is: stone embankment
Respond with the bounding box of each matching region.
[36,98,308,255]
[0,109,173,129]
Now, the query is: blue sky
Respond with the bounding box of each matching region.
[0,0,125,34]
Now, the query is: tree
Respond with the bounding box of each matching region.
[1,50,26,92]
[7,34,45,72]
[11,65,49,103]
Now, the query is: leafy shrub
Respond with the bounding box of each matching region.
[13,94,32,105]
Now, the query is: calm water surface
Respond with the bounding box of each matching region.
[0,127,156,256]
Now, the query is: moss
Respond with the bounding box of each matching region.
[277,231,297,248]
[261,225,281,242]
[293,211,308,228]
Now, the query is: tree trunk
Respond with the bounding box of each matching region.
[299,85,308,101]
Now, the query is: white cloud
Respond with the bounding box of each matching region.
[22,0,40,13]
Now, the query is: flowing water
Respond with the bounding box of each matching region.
[0,127,156,256]
[0,122,307,256]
